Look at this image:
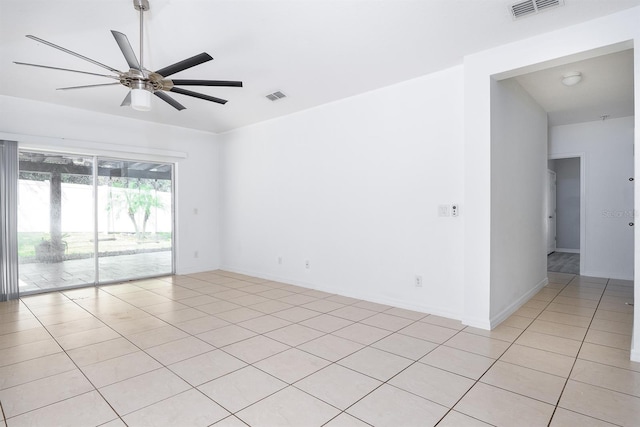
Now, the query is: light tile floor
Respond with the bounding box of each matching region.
[0,270,637,426]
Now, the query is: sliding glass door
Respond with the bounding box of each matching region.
[97,159,173,283]
[18,152,95,292]
[17,151,173,293]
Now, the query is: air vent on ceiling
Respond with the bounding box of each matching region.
[510,0,564,19]
[266,91,287,101]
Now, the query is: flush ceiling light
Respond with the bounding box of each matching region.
[562,71,582,87]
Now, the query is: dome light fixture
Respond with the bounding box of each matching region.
[561,71,582,87]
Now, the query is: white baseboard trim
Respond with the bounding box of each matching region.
[489,277,549,329]
[554,248,580,254]
[582,270,633,281]
[176,263,220,276]
[219,265,463,321]
[461,316,492,330]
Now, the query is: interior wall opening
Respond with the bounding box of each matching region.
[503,46,634,282]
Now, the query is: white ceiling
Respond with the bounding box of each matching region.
[514,49,635,126]
[1,0,638,134]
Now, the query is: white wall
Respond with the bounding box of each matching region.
[550,117,634,279]
[0,95,221,275]
[490,78,548,323]
[555,157,581,251]
[219,66,465,318]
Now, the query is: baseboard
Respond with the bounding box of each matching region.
[581,269,633,281]
[176,263,220,276]
[555,248,580,254]
[219,265,463,321]
[461,315,492,330]
[489,277,549,329]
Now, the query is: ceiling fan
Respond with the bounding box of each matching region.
[14,0,242,112]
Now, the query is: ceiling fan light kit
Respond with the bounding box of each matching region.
[15,0,242,112]
[131,83,152,111]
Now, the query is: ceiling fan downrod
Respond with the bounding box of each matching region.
[133,0,149,71]
[130,0,150,110]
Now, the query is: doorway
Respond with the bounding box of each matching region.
[547,157,582,275]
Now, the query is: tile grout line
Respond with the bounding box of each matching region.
[10,271,629,426]
[430,277,573,426]
[312,315,437,427]
[158,282,435,425]
[45,278,313,422]
[5,275,542,425]
[9,292,126,424]
[210,301,417,424]
[2,275,524,425]
[546,276,611,427]
[66,278,271,422]
[73,279,293,422]
[57,276,374,423]
[20,278,359,425]
[0,399,7,427]
[274,305,490,425]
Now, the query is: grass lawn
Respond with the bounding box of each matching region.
[18,232,172,260]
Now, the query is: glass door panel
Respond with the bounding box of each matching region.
[96,159,173,282]
[18,152,95,292]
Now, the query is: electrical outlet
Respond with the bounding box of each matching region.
[438,205,450,217]
[415,275,423,287]
[194,251,199,258]
[451,204,459,217]
[278,256,282,265]
[305,260,310,269]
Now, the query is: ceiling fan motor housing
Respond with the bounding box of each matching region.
[119,68,165,93]
[131,79,153,92]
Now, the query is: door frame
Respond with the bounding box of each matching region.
[549,153,585,276]
[547,169,557,255]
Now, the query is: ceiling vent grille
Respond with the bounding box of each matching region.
[266,91,287,101]
[510,0,564,19]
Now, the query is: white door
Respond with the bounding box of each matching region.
[547,170,557,255]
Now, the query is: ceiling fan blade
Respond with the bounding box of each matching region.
[121,91,131,107]
[111,31,141,70]
[57,82,121,91]
[26,35,122,74]
[155,91,186,111]
[170,79,243,88]
[155,53,213,78]
[169,87,227,105]
[14,62,120,79]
